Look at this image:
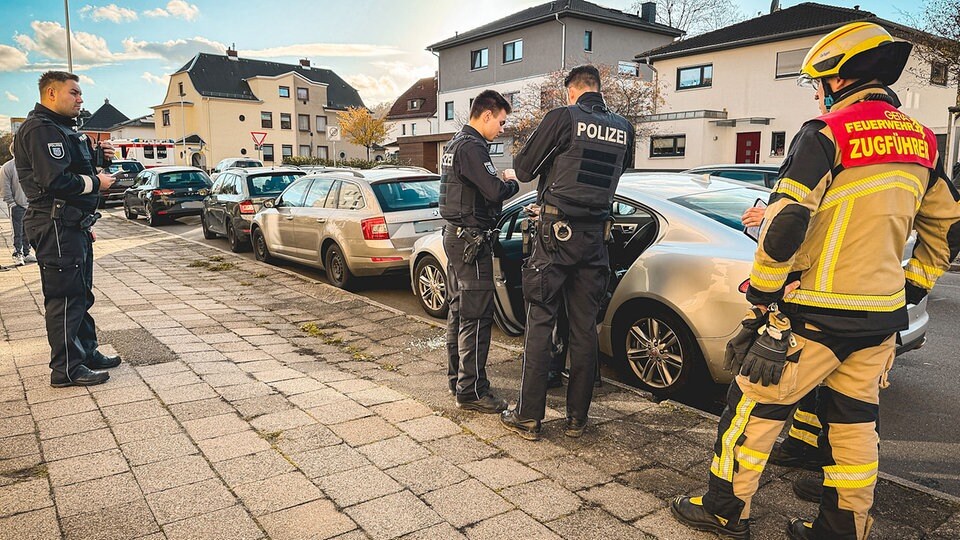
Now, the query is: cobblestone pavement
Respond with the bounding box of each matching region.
[1,211,958,540]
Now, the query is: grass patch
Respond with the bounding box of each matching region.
[254,272,268,278]
[209,255,225,262]
[261,431,282,443]
[239,281,252,286]
[207,262,236,272]
[187,260,210,268]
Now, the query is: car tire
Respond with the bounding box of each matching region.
[324,244,353,290]
[200,213,217,239]
[414,254,448,319]
[226,220,247,253]
[145,206,161,227]
[123,203,136,220]
[251,227,275,264]
[612,301,704,397]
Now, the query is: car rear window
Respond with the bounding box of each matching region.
[669,187,765,230]
[108,162,144,174]
[248,173,303,196]
[158,171,211,188]
[370,177,440,212]
[232,160,262,168]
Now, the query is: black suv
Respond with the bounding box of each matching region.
[201,167,305,251]
[123,166,212,226]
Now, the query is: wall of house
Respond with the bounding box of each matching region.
[386,117,439,143]
[108,125,155,141]
[561,18,675,73]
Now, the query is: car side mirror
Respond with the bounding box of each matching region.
[263,198,275,209]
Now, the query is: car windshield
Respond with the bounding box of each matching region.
[248,173,303,196]
[231,160,262,168]
[158,171,211,188]
[371,177,440,212]
[669,187,764,230]
[108,162,144,174]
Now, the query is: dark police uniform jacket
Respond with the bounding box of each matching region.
[439,125,519,228]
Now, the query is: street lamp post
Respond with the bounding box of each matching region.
[64,0,73,73]
[945,106,960,183]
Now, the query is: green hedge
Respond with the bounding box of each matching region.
[282,156,409,169]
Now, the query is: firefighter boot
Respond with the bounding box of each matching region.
[670,496,750,540]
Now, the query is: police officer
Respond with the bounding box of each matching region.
[500,65,634,440]
[671,23,960,540]
[441,90,519,413]
[15,71,122,388]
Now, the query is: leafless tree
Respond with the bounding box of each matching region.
[630,0,745,36]
[899,0,960,107]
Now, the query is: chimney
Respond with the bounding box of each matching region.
[770,0,780,13]
[640,2,656,23]
[299,58,311,69]
[226,43,238,60]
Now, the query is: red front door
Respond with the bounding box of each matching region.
[736,132,761,164]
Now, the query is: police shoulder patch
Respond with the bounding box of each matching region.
[484,161,497,176]
[48,142,65,160]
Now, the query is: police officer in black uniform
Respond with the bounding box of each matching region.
[15,71,122,388]
[440,90,520,413]
[502,65,634,440]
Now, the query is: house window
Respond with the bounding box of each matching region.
[677,64,713,90]
[178,82,183,96]
[411,123,417,136]
[401,124,406,136]
[775,49,806,78]
[279,86,290,98]
[281,145,293,160]
[262,144,274,162]
[471,48,489,70]
[650,135,686,157]
[261,112,273,129]
[771,132,786,157]
[584,30,593,52]
[445,101,454,121]
[317,146,328,160]
[503,92,520,108]
[280,113,291,130]
[931,62,948,86]
[162,110,170,126]
[299,145,311,157]
[297,87,309,100]
[618,61,640,77]
[298,114,310,131]
[489,142,504,156]
[409,99,422,110]
[316,115,327,132]
[503,39,523,63]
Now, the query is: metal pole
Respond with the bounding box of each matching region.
[945,106,960,183]
[64,0,73,73]
[179,89,186,166]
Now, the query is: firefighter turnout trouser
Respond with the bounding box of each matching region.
[781,387,823,457]
[702,323,896,540]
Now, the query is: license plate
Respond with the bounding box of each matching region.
[414,220,442,233]
[181,201,202,209]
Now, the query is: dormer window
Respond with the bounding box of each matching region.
[408,99,423,111]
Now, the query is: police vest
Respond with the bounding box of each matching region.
[818,100,937,169]
[542,103,631,216]
[438,130,499,228]
[22,113,100,213]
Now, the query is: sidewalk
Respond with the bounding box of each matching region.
[1,211,958,540]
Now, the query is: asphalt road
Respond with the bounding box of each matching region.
[113,208,960,499]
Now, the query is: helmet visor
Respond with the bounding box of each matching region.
[797,74,820,91]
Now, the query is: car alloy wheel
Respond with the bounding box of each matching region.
[226,220,246,252]
[252,227,274,263]
[613,302,702,396]
[123,203,136,220]
[146,207,159,227]
[324,244,353,289]
[626,317,685,388]
[415,255,448,318]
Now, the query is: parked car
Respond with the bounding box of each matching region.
[201,167,305,252]
[210,157,264,180]
[100,159,144,207]
[123,166,212,226]
[684,163,781,188]
[410,173,929,395]
[250,168,444,289]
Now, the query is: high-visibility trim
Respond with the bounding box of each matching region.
[775,178,812,202]
[823,462,878,489]
[788,426,820,448]
[712,395,756,482]
[819,171,923,212]
[710,455,722,479]
[735,446,770,473]
[750,262,791,291]
[904,258,943,290]
[817,200,851,291]
[794,409,823,429]
[785,288,905,312]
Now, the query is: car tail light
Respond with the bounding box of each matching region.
[152,189,174,197]
[361,216,390,240]
[739,279,750,294]
[238,200,256,214]
[370,257,403,263]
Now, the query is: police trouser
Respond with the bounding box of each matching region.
[702,323,896,540]
[24,210,99,382]
[443,227,495,400]
[780,387,823,457]
[517,220,609,422]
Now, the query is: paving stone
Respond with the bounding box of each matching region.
[397,415,462,442]
[259,499,357,540]
[140,373,200,392]
[619,466,703,501]
[109,414,181,445]
[269,377,327,396]
[136,362,190,378]
[501,479,582,522]
[31,395,97,420]
[347,386,407,407]
[529,455,612,491]
[578,481,661,521]
[0,507,64,540]
[548,507,649,540]
[196,430,272,462]
[146,478,236,524]
[386,456,468,495]
[133,454,216,494]
[371,399,434,424]
[233,471,323,516]
[328,415,401,447]
[250,408,316,433]
[25,384,88,405]
[291,444,370,479]
[357,435,431,469]
[307,400,373,425]
[102,399,167,425]
[47,448,129,486]
[155,383,218,405]
[274,423,342,454]
[0,478,52,518]
[398,523,467,540]
[317,464,403,507]
[217,382,276,402]
[326,378,379,394]
[345,490,442,540]
[0,414,34,438]
[422,478,514,528]
[168,398,237,422]
[213,449,296,487]
[289,388,349,409]
[462,457,543,490]
[464,509,562,540]
[162,504,263,540]
[0,434,39,460]
[425,434,498,465]
[182,413,249,440]
[40,427,118,462]
[61,498,160,540]
[122,432,197,466]
[634,507,716,540]
[202,371,257,388]
[54,471,143,517]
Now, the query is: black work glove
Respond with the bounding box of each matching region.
[905,281,927,305]
[740,310,792,386]
[723,307,768,374]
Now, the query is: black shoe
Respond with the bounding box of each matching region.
[546,371,564,389]
[564,417,586,438]
[51,365,110,388]
[769,443,827,471]
[500,409,541,441]
[792,476,823,503]
[456,393,508,414]
[670,496,750,540]
[786,518,815,540]
[86,353,122,370]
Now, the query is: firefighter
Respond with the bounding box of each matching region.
[671,23,960,540]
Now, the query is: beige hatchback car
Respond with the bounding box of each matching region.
[251,168,443,289]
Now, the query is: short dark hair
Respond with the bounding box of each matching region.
[39,71,79,94]
[469,90,511,120]
[564,65,601,91]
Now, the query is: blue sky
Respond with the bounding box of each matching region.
[0,0,908,131]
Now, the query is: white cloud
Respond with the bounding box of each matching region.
[82,4,139,23]
[141,71,169,86]
[344,73,402,107]
[143,8,168,17]
[78,74,95,85]
[0,44,29,71]
[14,21,115,66]
[121,36,225,64]
[143,0,200,21]
[240,43,403,59]
[5,91,19,102]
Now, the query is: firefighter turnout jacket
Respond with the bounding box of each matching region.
[748,85,960,336]
[439,125,519,229]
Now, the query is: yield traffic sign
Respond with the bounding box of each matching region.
[251,131,267,147]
